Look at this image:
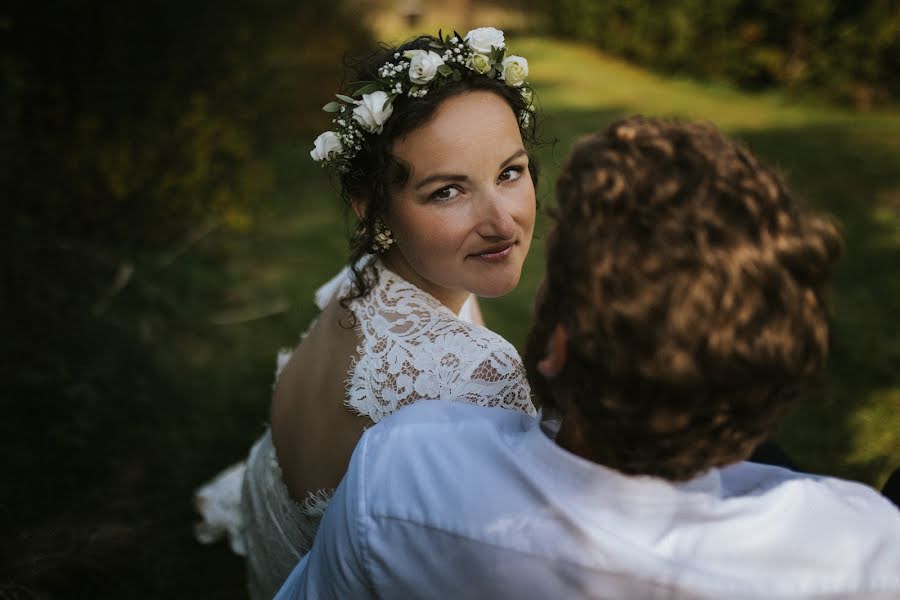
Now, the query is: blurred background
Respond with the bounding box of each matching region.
[2,0,898,597]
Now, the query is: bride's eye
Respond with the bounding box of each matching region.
[498,166,524,183]
[429,186,461,202]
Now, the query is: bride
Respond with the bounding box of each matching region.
[195,27,540,599]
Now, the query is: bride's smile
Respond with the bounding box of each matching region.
[467,242,515,261]
[378,90,537,313]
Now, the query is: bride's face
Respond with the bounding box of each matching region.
[381,90,536,312]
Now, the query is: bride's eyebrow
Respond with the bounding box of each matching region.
[414,172,468,191]
[413,148,528,191]
[499,148,528,168]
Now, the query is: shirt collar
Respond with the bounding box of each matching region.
[527,410,724,502]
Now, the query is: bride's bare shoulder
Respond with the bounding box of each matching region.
[273,298,363,413]
[270,299,370,499]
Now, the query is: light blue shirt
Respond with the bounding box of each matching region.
[276,401,900,599]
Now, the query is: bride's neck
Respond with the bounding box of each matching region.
[380,252,470,315]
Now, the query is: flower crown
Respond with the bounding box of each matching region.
[310,27,533,172]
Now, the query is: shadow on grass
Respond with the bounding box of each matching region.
[0,144,347,599]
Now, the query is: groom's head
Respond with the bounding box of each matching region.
[525,117,842,481]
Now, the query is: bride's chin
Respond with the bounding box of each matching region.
[470,273,522,298]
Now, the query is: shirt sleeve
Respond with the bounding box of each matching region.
[273,432,375,599]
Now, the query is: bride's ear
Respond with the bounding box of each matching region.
[351,197,367,222]
[537,325,568,379]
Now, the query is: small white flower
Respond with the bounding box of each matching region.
[403,49,445,85]
[501,55,529,87]
[352,91,394,134]
[465,27,505,53]
[520,87,533,108]
[310,131,342,162]
[466,53,492,75]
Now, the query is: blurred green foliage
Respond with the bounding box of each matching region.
[543,0,900,108]
[1,0,369,595]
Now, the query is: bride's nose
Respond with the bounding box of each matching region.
[474,189,517,240]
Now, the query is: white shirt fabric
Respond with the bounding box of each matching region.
[276,401,900,600]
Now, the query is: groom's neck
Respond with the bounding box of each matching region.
[555,409,605,466]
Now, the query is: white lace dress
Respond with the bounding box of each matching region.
[194,258,535,599]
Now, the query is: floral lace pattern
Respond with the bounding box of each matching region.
[346,261,535,422]
[196,259,534,599]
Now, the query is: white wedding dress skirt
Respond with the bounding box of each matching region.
[194,258,534,599]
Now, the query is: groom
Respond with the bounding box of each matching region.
[276,118,900,598]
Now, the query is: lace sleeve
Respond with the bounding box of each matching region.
[345,265,535,423]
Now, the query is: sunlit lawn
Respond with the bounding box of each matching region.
[79,34,899,598]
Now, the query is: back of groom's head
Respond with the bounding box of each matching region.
[525,117,842,481]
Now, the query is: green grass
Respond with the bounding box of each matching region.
[6,35,898,599]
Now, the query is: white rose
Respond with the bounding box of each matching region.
[501,55,529,87]
[352,91,394,134]
[466,53,492,74]
[403,49,445,85]
[310,131,342,162]
[465,27,505,54]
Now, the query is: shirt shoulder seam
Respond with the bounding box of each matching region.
[356,431,377,593]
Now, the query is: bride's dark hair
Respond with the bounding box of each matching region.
[335,34,541,306]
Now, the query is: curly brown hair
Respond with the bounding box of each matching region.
[524,117,842,481]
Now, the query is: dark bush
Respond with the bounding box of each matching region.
[544,0,900,108]
[1,0,370,592]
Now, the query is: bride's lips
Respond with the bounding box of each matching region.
[468,242,515,262]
